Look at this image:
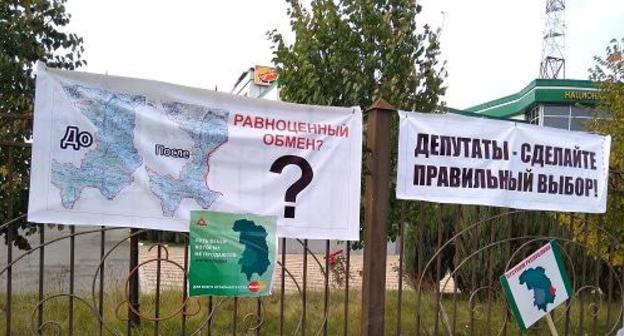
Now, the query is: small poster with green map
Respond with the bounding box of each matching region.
[188,210,277,297]
[500,240,572,332]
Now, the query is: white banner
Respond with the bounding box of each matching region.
[28,64,362,240]
[397,111,611,213]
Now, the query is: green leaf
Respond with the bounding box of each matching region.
[0,0,85,250]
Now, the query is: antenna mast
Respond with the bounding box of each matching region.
[540,0,566,79]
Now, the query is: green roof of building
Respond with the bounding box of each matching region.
[447,107,526,122]
[465,79,600,118]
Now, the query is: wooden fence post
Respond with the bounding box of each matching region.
[361,98,396,336]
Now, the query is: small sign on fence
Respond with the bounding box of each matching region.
[188,211,277,297]
[500,241,572,332]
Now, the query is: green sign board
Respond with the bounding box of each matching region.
[188,210,277,297]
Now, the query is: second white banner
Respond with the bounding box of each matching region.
[396,111,611,213]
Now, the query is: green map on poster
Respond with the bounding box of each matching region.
[188,211,276,297]
[233,219,271,280]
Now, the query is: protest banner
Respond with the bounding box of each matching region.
[396,111,611,213]
[28,64,362,240]
[500,241,572,332]
[188,211,276,297]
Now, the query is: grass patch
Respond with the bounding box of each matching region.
[0,288,620,335]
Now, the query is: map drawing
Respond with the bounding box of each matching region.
[519,266,557,312]
[232,219,270,280]
[51,85,145,208]
[147,102,229,216]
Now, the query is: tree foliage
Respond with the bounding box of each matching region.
[577,37,624,266]
[0,0,85,249]
[269,0,446,110]
[270,0,447,248]
[589,38,624,177]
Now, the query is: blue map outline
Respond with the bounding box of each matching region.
[519,266,556,312]
[51,85,144,208]
[146,102,229,217]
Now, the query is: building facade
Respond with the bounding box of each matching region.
[464,79,602,131]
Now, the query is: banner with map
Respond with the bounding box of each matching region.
[188,211,276,297]
[28,64,362,240]
[500,241,572,331]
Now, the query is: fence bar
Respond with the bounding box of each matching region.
[280,237,286,335]
[99,227,105,336]
[233,297,238,336]
[433,206,443,336]
[361,99,394,336]
[302,239,308,336]
[4,223,11,335]
[69,225,75,336]
[452,205,462,335]
[502,210,514,336]
[620,266,624,330]
[38,224,45,329]
[128,228,140,333]
[255,298,262,336]
[324,239,330,336]
[155,232,162,334]
[182,239,189,335]
[344,241,350,336]
[208,296,213,335]
[517,211,528,336]
[416,202,424,336]
[396,202,405,336]
[470,207,481,336]
[550,212,557,326]
[606,210,616,328]
[5,146,14,336]
[0,113,33,119]
[578,214,589,335]
[563,214,573,336]
[0,141,31,148]
[592,215,603,335]
[486,210,496,336]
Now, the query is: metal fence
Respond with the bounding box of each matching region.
[2,106,623,335]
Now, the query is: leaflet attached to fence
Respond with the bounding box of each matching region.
[500,241,572,331]
[396,111,611,213]
[28,64,362,240]
[188,211,277,297]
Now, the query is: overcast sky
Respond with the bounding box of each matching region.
[65,0,623,109]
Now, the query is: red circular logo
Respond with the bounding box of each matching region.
[248,281,263,292]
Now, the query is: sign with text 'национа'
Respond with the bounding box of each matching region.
[28,64,362,240]
[396,111,611,213]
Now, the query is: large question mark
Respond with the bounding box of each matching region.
[269,155,314,219]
